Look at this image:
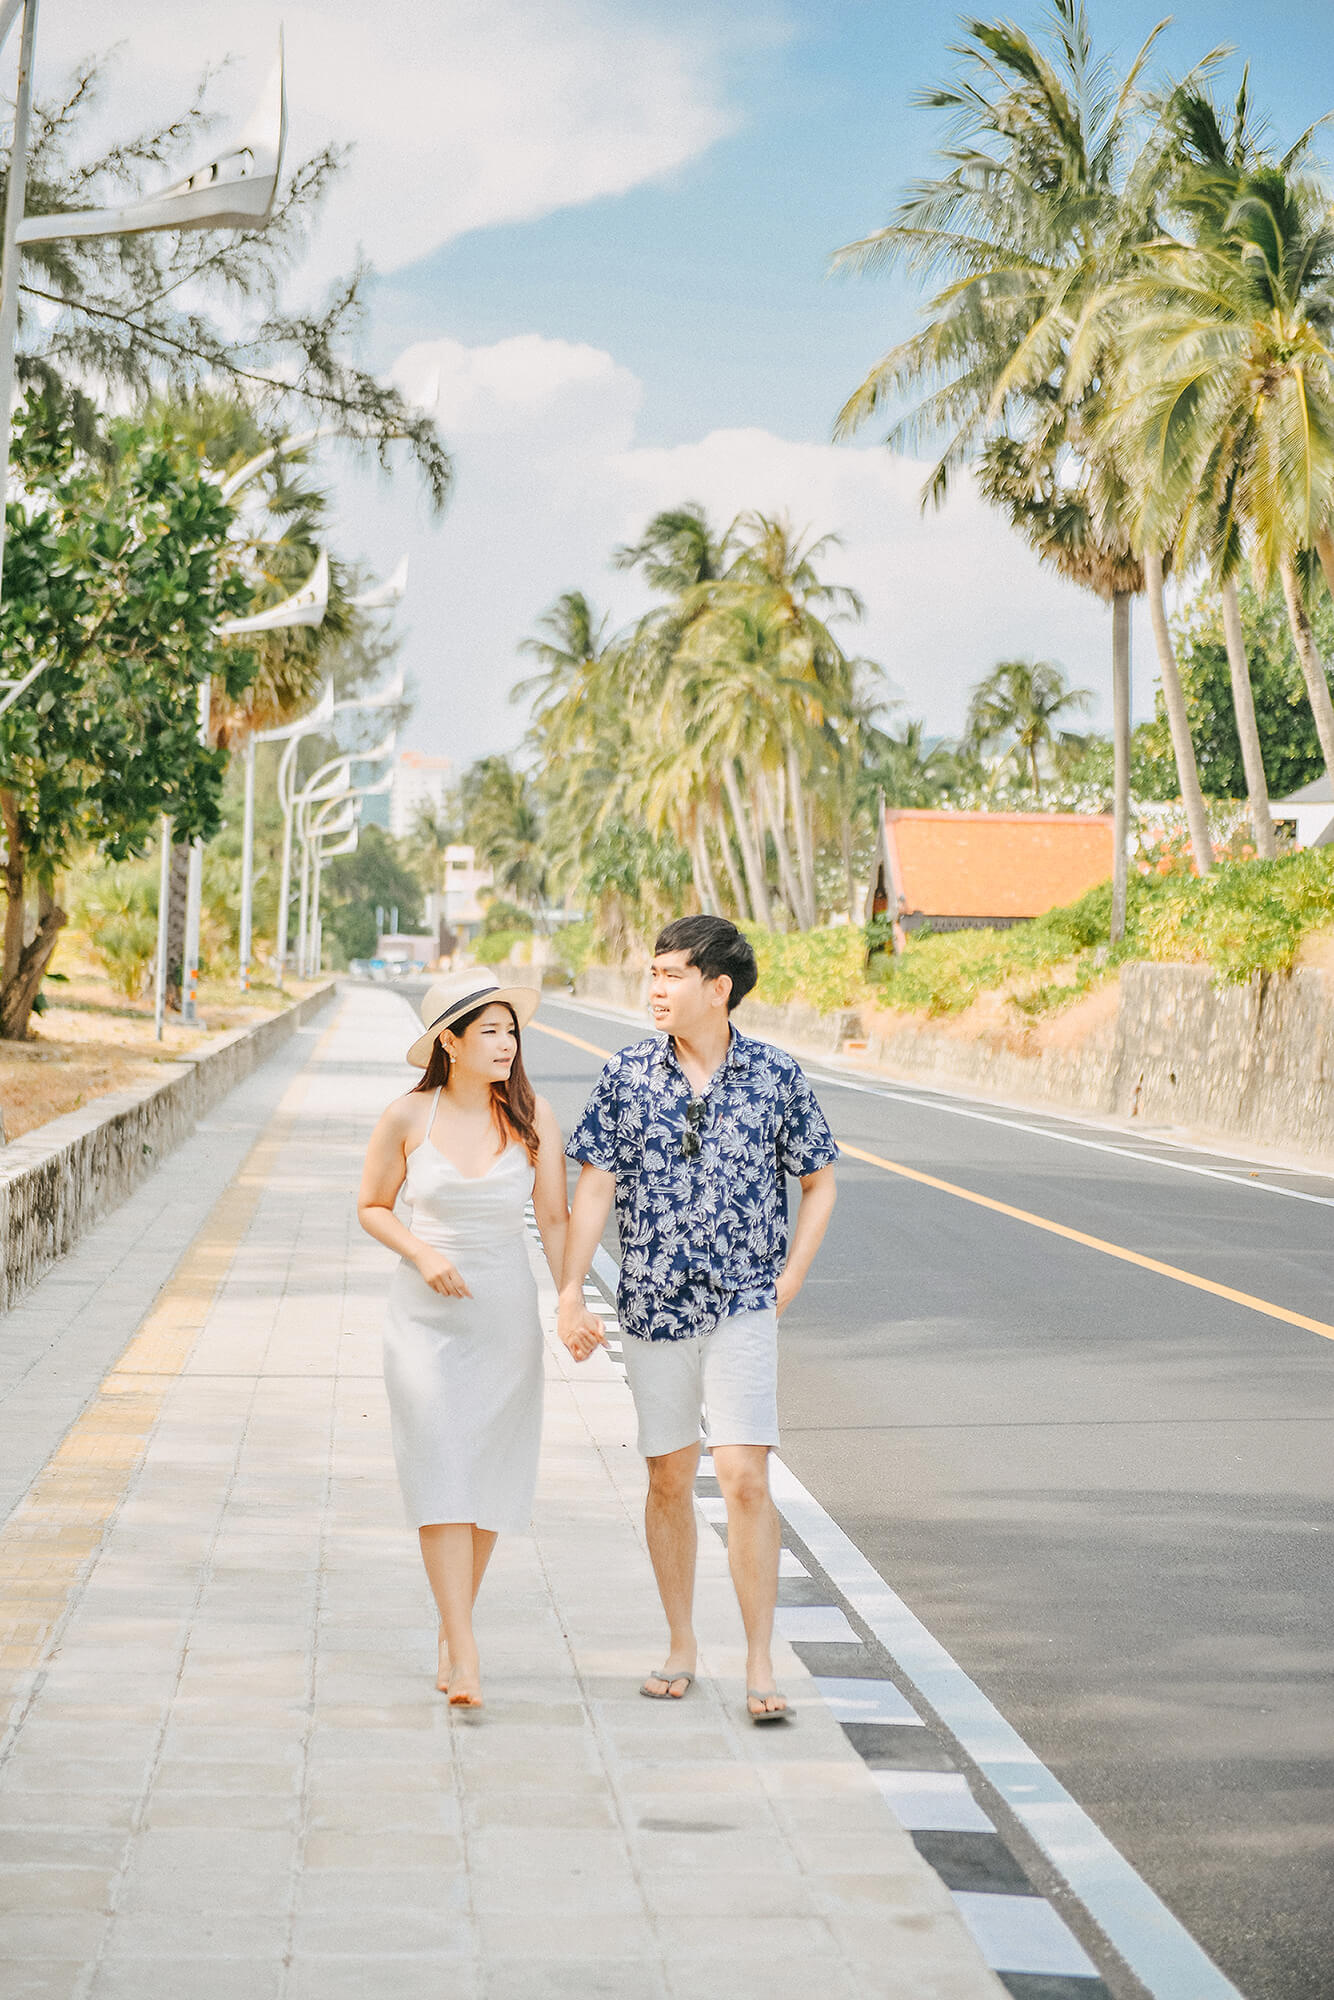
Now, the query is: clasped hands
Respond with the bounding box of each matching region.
[557,1287,608,1363]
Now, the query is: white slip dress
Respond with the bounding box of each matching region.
[382,1088,544,1534]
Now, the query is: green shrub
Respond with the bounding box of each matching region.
[744,925,871,1014]
[72,865,159,998]
[474,928,530,966]
[865,848,1334,1018]
[1136,846,1334,982]
[480,899,534,937]
[553,918,596,977]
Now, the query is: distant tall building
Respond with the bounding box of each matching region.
[389,751,453,840]
[425,846,494,948]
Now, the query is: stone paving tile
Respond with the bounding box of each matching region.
[286,1962,480,2000]
[90,1963,286,2000]
[0,1963,89,2000]
[0,986,1005,2000]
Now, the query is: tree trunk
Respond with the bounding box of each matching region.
[757,765,804,928]
[712,802,749,920]
[689,811,721,914]
[843,810,857,924]
[164,842,191,1011]
[1280,555,1334,790]
[721,760,771,927]
[785,740,818,927]
[1220,576,1278,859]
[1144,547,1213,875]
[1110,592,1132,945]
[1,790,24,995]
[0,876,67,1040]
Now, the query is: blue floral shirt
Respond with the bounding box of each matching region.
[566,1028,838,1342]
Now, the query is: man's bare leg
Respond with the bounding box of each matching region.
[642,1442,700,1696]
[712,1444,784,1716]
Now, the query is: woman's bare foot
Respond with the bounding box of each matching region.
[436,1630,451,1694]
[448,1669,483,1708]
[447,1647,483,1708]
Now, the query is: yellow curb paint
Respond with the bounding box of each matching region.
[530,1017,1334,1348]
[0,1010,339,1721]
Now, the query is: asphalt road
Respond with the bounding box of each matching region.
[516,990,1334,2000]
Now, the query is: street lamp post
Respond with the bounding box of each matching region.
[308,817,361,974]
[0,31,286,636]
[293,733,396,977]
[272,674,402,986]
[0,25,287,1020]
[301,756,394,975]
[291,755,353,978]
[169,546,329,1023]
[303,796,357,976]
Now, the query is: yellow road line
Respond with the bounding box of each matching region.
[529,1018,620,1061]
[0,1016,337,1723]
[530,1017,1334,1347]
[838,1142,1334,1344]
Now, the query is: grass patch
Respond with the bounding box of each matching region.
[873,849,1334,1017]
[732,848,1334,1023]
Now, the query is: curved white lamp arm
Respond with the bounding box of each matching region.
[348,556,409,609]
[19,43,286,244]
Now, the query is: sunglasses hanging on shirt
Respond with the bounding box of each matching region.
[679,1096,708,1159]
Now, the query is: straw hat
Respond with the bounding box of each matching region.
[405,967,541,1068]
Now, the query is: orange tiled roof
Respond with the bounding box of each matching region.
[883,808,1114,920]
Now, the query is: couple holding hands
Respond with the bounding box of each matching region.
[358,915,838,1715]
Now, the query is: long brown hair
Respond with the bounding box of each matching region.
[412,1002,540,1163]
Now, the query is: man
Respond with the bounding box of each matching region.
[558,915,838,1721]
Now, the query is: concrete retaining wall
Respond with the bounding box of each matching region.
[0,983,336,1310]
[575,961,1334,1162]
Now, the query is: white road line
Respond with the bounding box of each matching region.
[547,995,1334,1209]
[768,1453,1244,2000]
[802,1067,1334,1210]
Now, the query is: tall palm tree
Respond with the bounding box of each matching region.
[461,756,547,921]
[965,659,1092,797]
[1090,130,1334,816]
[727,512,867,924]
[832,0,1219,894]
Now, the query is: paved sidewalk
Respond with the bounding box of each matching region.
[0,985,1004,1999]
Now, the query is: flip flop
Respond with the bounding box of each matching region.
[747,1688,790,1724]
[641,1668,695,1700]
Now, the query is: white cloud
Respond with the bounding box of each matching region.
[331,333,1154,770]
[35,1,736,287]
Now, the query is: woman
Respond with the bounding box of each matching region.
[357,968,571,1709]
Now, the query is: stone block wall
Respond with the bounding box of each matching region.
[0,984,336,1310]
[575,962,1334,1162]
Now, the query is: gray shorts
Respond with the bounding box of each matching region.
[620,1307,779,1459]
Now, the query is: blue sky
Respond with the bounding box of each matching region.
[45,0,1334,763]
[374,0,1334,449]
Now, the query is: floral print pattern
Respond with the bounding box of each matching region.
[566,1028,838,1342]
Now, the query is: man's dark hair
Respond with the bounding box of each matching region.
[655,915,758,1011]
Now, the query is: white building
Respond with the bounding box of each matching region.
[1270,775,1334,849]
[425,846,494,947]
[389,751,453,840]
